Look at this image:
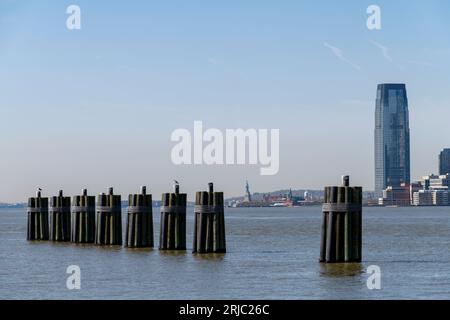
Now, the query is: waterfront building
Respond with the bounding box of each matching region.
[412,190,434,206]
[439,149,450,175]
[374,83,411,196]
[379,184,411,206]
[433,190,449,206]
[409,174,450,206]
[412,189,449,206]
[419,174,450,190]
[409,182,422,204]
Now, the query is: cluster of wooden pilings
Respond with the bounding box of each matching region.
[27,177,363,262]
[26,183,227,254]
[320,176,362,263]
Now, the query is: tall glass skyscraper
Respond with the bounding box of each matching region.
[439,149,450,175]
[374,83,411,196]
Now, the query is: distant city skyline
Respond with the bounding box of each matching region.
[1,1,450,202]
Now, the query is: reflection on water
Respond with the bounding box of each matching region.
[49,242,80,249]
[123,247,155,255]
[192,253,226,262]
[319,263,364,277]
[88,244,122,252]
[158,250,187,257]
[1,206,450,299]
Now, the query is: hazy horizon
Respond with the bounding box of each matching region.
[1,0,450,202]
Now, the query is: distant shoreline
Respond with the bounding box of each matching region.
[0,204,25,209]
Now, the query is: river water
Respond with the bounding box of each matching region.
[1,206,449,299]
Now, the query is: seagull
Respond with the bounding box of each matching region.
[173,180,179,185]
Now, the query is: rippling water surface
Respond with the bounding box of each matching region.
[1,206,450,299]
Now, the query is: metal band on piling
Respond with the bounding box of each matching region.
[159,205,186,214]
[71,206,95,213]
[49,207,71,213]
[127,206,150,214]
[96,206,115,213]
[194,205,224,214]
[27,207,45,213]
[322,203,362,212]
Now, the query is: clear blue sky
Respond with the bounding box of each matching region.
[1,0,450,202]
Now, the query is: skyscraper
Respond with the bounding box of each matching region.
[374,83,411,196]
[439,149,450,175]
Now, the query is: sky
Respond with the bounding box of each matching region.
[1,0,450,202]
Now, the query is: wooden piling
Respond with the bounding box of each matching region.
[27,189,49,241]
[320,176,362,263]
[159,182,186,250]
[50,190,71,242]
[95,187,122,245]
[71,189,95,243]
[125,186,153,248]
[193,183,226,254]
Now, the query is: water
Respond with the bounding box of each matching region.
[1,206,450,299]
